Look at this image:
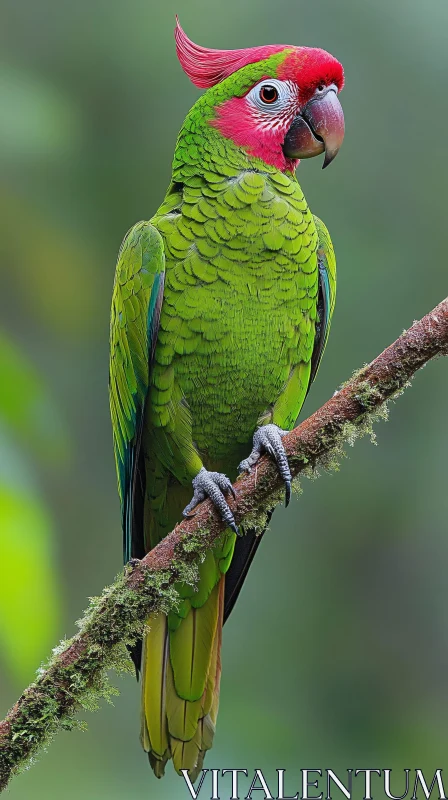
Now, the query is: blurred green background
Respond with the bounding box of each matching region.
[0,0,447,797]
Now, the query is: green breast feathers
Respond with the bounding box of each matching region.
[109,19,343,782]
[150,169,319,459]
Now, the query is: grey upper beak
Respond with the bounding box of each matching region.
[283,84,345,169]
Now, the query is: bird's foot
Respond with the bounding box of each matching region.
[183,467,239,535]
[239,424,292,507]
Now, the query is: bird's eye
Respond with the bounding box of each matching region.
[259,85,279,104]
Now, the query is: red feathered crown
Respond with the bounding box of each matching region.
[175,17,287,89]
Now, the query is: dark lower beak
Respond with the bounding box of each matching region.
[283,84,345,169]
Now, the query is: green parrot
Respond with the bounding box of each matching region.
[109,18,344,781]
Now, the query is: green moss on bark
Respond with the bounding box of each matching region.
[1,296,446,790]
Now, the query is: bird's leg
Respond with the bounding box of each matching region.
[183,467,240,535]
[239,424,292,507]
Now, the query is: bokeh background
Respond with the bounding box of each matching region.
[1,0,447,797]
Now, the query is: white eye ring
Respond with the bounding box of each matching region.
[246,78,297,114]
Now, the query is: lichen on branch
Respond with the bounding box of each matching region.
[0,297,447,791]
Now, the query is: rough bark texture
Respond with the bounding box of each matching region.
[0,297,447,790]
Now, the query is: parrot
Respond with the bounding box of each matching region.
[109,18,344,782]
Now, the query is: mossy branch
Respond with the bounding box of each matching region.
[1,297,447,790]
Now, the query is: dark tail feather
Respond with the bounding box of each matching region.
[148,751,169,779]
[223,511,273,624]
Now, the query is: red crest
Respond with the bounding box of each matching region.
[175,17,287,89]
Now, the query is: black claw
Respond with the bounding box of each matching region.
[285,480,291,508]
[230,521,241,537]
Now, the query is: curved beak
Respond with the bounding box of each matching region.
[283,84,345,169]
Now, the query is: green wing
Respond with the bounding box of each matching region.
[109,221,165,563]
[272,213,336,430]
[309,214,337,386]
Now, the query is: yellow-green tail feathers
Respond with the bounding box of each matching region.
[141,577,225,781]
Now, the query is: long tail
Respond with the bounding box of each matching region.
[141,572,225,781]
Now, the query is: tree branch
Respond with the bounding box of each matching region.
[1,297,447,790]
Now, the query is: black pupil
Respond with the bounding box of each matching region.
[261,85,278,103]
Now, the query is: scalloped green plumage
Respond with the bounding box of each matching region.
[109,48,337,782]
